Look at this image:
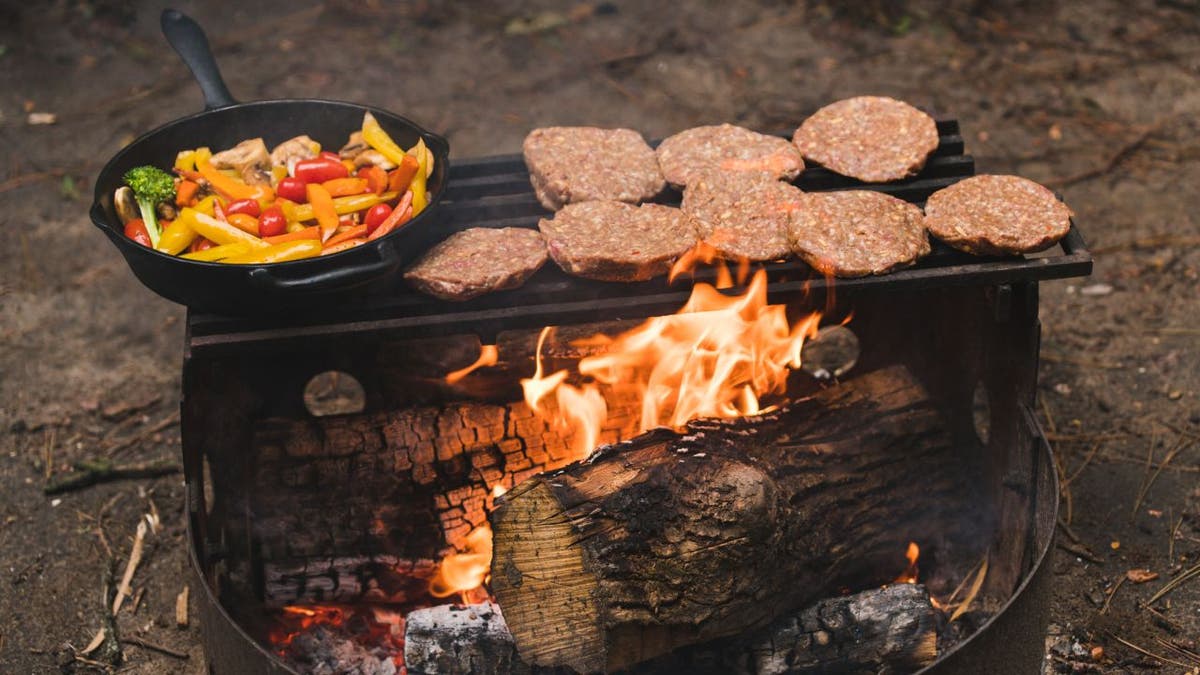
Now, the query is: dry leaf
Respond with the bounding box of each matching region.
[1126,568,1158,584]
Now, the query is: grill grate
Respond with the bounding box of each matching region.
[187,118,1091,354]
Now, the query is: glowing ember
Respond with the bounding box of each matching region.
[445,344,499,384]
[268,604,404,666]
[429,525,493,600]
[895,541,920,584]
[492,484,508,499]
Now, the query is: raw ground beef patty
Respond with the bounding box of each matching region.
[787,190,930,277]
[537,201,699,281]
[404,227,548,301]
[792,96,939,183]
[681,172,803,261]
[523,127,665,211]
[923,174,1072,255]
[655,124,804,188]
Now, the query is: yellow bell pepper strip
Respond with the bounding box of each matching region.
[306,183,339,242]
[181,241,254,262]
[287,191,398,223]
[184,209,268,248]
[155,216,199,255]
[174,149,196,173]
[193,147,212,166]
[193,195,218,218]
[360,111,409,166]
[319,238,367,256]
[196,157,274,203]
[263,226,321,245]
[424,145,435,178]
[222,240,322,265]
[408,138,428,215]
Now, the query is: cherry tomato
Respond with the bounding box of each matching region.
[294,157,349,184]
[124,218,152,247]
[258,206,288,238]
[364,203,393,234]
[276,177,308,203]
[226,198,262,218]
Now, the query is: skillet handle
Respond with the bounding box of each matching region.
[161,9,237,110]
[248,245,400,294]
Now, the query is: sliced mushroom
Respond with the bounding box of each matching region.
[156,201,179,221]
[354,149,396,170]
[339,131,369,160]
[209,138,274,185]
[113,186,140,225]
[270,135,320,172]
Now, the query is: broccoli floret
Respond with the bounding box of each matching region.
[123,166,176,247]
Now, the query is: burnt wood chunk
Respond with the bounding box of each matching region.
[404,602,525,675]
[490,366,975,673]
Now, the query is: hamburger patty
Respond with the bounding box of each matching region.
[404,227,548,301]
[792,96,939,183]
[924,174,1072,255]
[787,190,930,277]
[538,201,699,281]
[681,172,803,261]
[523,127,665,211]
[656,124,805,188]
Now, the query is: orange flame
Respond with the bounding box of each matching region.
[521,328,607,460]
[446,344,499,384]
[580,268,821,432]
[895,541,920,584]
[429,525,493,599]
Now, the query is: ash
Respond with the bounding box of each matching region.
[286,625,398,675]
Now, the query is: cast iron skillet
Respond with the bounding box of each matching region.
[90,9,450,316]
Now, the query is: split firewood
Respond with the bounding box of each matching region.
[491,366,977,673]
[43,458,180,495]
[404,602,525,675]
[404,586,937,675]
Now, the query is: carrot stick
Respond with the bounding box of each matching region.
[322,177,369,197]
[319,237,368,256]
[324,225,369,248]
[175,180,200,207]
[306,183,339,242]
[263,225,321,244]
[387,155,420,193]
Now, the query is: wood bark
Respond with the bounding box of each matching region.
[490,366,979,673]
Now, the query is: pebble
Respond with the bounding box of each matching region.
[1168,390,1182,400]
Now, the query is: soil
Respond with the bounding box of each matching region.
[0,1,1197,673]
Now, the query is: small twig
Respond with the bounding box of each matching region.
[1044,431,1126,443]
[1100,576,1126,614]
[1045,120,1165,188]
[1131,430,1159,520]
[72,655,116,672]
[949,557,988,622]
[1169,515,1184,560]
[44,458,180,495]
[1153,636,1200,665]
[1058,540,1104,564]
[106,411,180,457]
[1064,442,1103,488]
[1147,561,1200,606]
[112,521,147,615]
[176,585,190,628]
[1110,634,1197,669]
[122,636,189,660]
[1139,602,1182,633]
[1132,436,1190,520]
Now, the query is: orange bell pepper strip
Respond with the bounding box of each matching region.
[175,180,200,207]
[358,166,388,195]
[320,237,368,256]
[321,177,369,197]
[196,157,274,203]
[286,191,398,223]
[324,225,368,248]
[306,183,339,242]
[222,240,322,265]
[387,155,420,193]
[264,225,321,245]
[226,213,260,235]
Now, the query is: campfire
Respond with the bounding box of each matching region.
[180,116,1083,675]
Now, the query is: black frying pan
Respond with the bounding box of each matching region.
[90,9,450,316]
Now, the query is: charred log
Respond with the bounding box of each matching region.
[490,366,981,673]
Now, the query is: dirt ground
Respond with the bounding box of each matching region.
[0,0,1197,673]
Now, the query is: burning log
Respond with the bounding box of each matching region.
[490,366,977,673]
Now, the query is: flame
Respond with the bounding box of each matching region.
[895,541,920,584]
[446,344,499,384]
[668,241,751,289]
[429,525,493,599]
[521,328,607,459]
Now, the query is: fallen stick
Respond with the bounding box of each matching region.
[112,521,147,615]
[44,458,180,495]
[176,586,190,628]
[122,635,190,660]
[1044,120,1165,188]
